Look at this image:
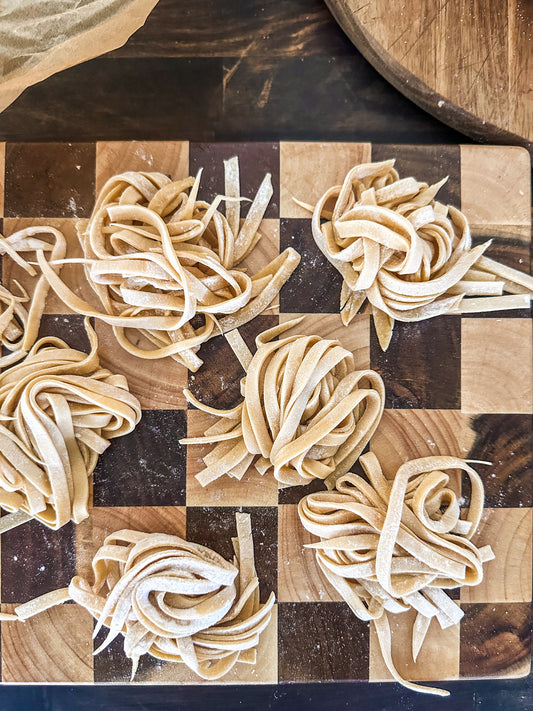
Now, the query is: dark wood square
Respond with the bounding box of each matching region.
[278,602,369,681]
[279,218,343,313]
[37,314,92,353]
[278,476,327,505]
[93,620,186,683]
[187,314,278,410]
[370,316,461,409]
[371,144,461,208]
[4,142,95,218]
[460,603,531,677]
[92,410,187,507]
[467,414,533,508]
[186,506,277,602]
[93,625,151,683]
[1,519,76,603]
[189,142,279,219]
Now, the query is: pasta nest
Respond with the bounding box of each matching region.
[183,321,385,488]
[0,320,141,530]
[309,160,530,350]
[37,160,300,371]
[298,451,494,695]
[14,513,275,680]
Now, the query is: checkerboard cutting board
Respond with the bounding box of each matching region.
[0,141,531,685]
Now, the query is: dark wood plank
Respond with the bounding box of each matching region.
[218,56,467,143]
[0,56,467,143]
[0,58,222,142]
[110,0,354,58]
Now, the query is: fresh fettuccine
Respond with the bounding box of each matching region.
[298,452,494,696]
[0,319,141,531]
[304,159,533,349]
[9,513,275,681]
[36,158,300,371]
[182,320,384,489]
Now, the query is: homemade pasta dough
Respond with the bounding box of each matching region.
[10,512,275,681]
[0,225,66,366]
[36,158,300,371]
[298,452,494,696]
[182,320,384,488]
[0,319,141,531]
[305,159,533,349]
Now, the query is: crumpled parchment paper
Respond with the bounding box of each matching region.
[0,0,159,113]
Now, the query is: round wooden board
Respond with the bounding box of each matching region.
[325,0,533,155]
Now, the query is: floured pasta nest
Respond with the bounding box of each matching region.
[0,225,66,366]
[298,451,494,696]
[305,159,533,349]
[36,157,300,371]
[0,320,141,531]
[183,320,384,488]
[11,513,275,681]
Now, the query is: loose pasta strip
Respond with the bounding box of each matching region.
[10,513,275,681]
[0,319,141,530]
[0,225,66,366]
[298,452,494,696]
[304,159,533,349]
[36,159,300,371]
[182,320,385,488]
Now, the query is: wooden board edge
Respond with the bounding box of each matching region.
[324,0,533,160]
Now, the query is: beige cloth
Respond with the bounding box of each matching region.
[0,0,158,113]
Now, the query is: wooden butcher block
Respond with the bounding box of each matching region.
[0,141,531,686]
[325,0,533,154]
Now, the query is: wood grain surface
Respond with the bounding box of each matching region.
[325,0,533,154]
[0,140,530,690]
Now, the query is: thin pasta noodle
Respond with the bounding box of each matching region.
[35,159,300,371]
[181,320,385,489]
[9,513,275,681]
[298,451,494,696]
[0,318,141,530]
[304,159,533,349]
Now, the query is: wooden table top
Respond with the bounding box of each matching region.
[0,2,530,710]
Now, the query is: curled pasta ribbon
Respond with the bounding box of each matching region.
[298,452,494,696]
[12,513,275,681]
[36,159,300,371]
[182,320,384,488]
[0,319,141,531]
[0,226,66,366]
[306,159,533,349]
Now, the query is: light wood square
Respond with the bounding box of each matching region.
[460,146,531,230]
[186,410,278,507]
[460,508,532,604]
[279,313,370,370]
[75,506,186,581]
[134,605,278,684]
[94,320,188,410]
[370,409,475,480]
[96,141,189,193]
[280,142,371,218]
[278,505,342,603]
[2,217,96,314]
[1,603,93,682]
[369,609,460,683]
[461,319,533,414]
